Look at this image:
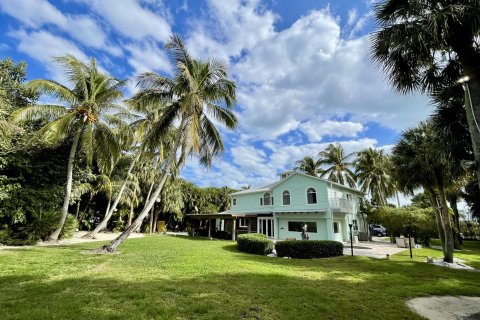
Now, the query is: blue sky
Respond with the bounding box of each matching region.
[0,0,431,189]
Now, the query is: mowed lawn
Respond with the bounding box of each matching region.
[1,237,480,320]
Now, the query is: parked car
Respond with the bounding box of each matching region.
[370,224,387,236]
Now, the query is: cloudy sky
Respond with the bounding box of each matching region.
[0,0,432,190]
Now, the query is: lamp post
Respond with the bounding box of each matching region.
[406,225,413,259]
[348,223,353,256]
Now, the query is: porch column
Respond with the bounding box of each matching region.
[232,218,237,241]
[326,210,334,240]
[208,219,212,238]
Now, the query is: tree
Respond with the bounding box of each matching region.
[354,148,395,206]
[12,55,126,241]
[371,0,480,185]
[391,122,456,262]
[294,156,320,176]
[96,35,237,253]
[317,143,356,187]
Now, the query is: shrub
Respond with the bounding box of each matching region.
[237,233,274,255]
[213,230,230,240]
[59,214,77,239]
[275,240,343,259]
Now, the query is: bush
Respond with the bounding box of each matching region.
[59,214,77,239]
[275,240,343,259]
[237,233,274,255]
[213,230,230,240]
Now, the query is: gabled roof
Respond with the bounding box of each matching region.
[230,171,363,196]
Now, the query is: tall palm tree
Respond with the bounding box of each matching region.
[317,143,356,187]
[96,35,237,253]
[12,55,126,241]
[354,148,394,206]
[294,156,320,177]
[371,0,480,185]
[391,122,455,262]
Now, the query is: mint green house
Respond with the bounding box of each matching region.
[188,171,365,241]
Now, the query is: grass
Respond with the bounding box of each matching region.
[1,237,480,320]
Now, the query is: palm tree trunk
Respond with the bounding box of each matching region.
[83,151,141,239]
[153,212,159,233]
[48,126,82,241]
[425,186,446,254]
[128,203,133,227]
[75,201,81,220]
[95,118,186,253]
[149,204,155,234]
[396,190,401,208]
[97,163,172,253]
[433,173,455,263]
[448,195,462,247]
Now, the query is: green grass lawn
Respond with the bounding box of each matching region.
[1,236,480,320]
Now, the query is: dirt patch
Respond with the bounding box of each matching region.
[407,296,480,320]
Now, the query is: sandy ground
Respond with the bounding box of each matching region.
[0,231,144,250]
[343,240,406,259]
[407,296,480,320]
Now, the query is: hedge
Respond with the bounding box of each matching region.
[275,240,343,259]
[237,233,274,255]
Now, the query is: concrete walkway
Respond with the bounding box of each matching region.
[0,231,144,250]
[407,296,480,320]
[343,240,406,259]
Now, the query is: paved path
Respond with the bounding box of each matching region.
[343,240,406,259]
[407,296,480,320]
[0,231,144,250]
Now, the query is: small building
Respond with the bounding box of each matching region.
[187,171,366,241]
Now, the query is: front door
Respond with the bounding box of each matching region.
[333,221,343,242]
[258,217,274,238]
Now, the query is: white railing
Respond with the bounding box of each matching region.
[330,198,354,213]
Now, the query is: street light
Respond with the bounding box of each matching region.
[348,223,353,257]
[406,226,413,259]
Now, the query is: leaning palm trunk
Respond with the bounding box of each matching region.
[95,119,185,253]
[48,126,82,241]
[96,162,172,253]
[434,174,455,263]
[83,152,141,239]
[128,203,133,227]
[425,186,446,254]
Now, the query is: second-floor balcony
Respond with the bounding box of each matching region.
[330,198,354,214]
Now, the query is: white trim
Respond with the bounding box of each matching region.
[239,218,247,228]
[257,217,274,238]
[305,187,318,205]
[281,189,291,206]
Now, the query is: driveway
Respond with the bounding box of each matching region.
[343,240,406,259]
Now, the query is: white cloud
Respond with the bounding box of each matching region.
[79,0,172,42]
[300,119,364,142]
[0,0,66,27]
[0,0,121,56]
[347,9,358,26]
[125,41,172,75]
[9,29,88,81]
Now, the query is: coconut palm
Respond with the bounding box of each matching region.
[371,0,480,184]
[96,35,237,253]
[354,148,394,206]
[317,143,356,187]
[391,122,455,262]
[294,156,321,177]
[12,55,126,241]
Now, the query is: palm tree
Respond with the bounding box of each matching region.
[317,143,356,187]
[371,0,480,185]
[391,122,455,262]
[354,148,394,206]
[12,55,126,241]
[96,35,237,253]
[294,156,320,177]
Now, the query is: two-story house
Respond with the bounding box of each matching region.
[187,171,365,242]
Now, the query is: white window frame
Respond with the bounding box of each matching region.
[239,218,247,228]
[232,198,237,206]
[306,187,317,205]
[263,192,273,206]
[282,190,290,206]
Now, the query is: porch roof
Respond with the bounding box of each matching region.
[185,212,259,219]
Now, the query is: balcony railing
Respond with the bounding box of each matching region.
[330,198,354,213]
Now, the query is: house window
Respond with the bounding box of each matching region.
[307,188,317,204]
[282,190,290,205]
[288,221,317,233]
[346,194,352,200]
[333,222,339,233]
[232,198,237,206]
[260,197,263,206]
[239,218,247,228]
[263,192,273,206]
[352,219,358,231]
